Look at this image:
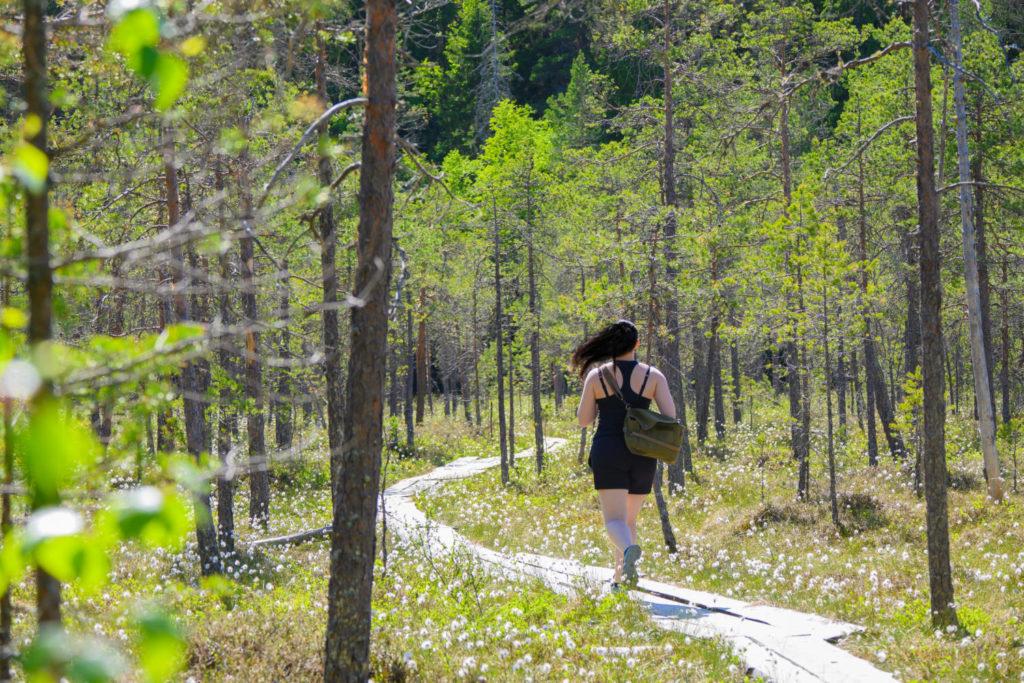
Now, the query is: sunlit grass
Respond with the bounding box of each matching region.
[424,386,1024,681]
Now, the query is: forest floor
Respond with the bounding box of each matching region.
[422,389,1024,682]
[6,389,1021,681]
[6,412,744,681]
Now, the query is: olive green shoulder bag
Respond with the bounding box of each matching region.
[600,364,683,465]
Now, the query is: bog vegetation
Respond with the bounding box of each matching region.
[0,0,1022,681]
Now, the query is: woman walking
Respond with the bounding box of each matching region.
[572,320,676,588]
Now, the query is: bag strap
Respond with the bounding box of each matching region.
[599,364,628,406]
[638,365,652,396]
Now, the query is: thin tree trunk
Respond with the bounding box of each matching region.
[23,0,60,626]
[317,28,347,504]
[275,259,293,452]
[508,340,516,461]
[730,338,741,424]
[903,226,922,379]
[653,462,677,553]
[415,287,427,424]
[165,125,220,575]
[824,289,840,528]
[973,100,996,423]
[913,0,959,628]
[215,161,236,557]
[659,0,687,492]
[238,154,270,528]
[493,197,509,485]
[712,330,726,440]
[1000,257,1010,424]
[404,288,415,449]
[948,0,1003,500]
[323,0,397,674]
[526,173,545,472]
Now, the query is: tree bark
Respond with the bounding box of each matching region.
[712,330,726,440]
[526,169,545,473]
[275,258,294,452]
[972,100,996,423]
[22,0,60,626]
[214,161,237,557]
[912,0,959,628]
[948,0,1003,500]
[323,0,397,675]
[316,31,347,505]
[165,125,220,575]
[404,289,415,448]
[730,338,741,424]
[902,225,922,380]
[237,156,270,528]
[659,0,688,493]
[415,287,427,425]
[1000,257,1010,424]
[493,198,509,485]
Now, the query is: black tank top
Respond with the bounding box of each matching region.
[594,359,652,438]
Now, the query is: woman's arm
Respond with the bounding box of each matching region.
[577,369,599,427]
[650,368,677,419]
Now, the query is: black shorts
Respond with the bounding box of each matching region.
[588,434,657,494]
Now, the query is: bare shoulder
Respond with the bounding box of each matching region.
[641,364,666,392]
[642,363,666,381]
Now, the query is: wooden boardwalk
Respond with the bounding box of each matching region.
[383,438,897,683]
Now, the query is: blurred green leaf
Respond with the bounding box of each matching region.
[99,486,189,549]
[151,53,188,110]
[0,529,25,596]
[135,607,186,683]
[107,9,160,65]
[16,401,101,505]
[1,307,27,329]
[13,142,48,194]
[22,624,127,683]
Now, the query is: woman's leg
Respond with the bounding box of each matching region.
[598,489,631,581]
[625,494,647,546]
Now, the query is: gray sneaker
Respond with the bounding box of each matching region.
[622,544,642,585]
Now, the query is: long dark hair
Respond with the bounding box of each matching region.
[570,320,639,378]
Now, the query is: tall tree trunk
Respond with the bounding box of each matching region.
[948,0,1003,500]
[712,330,726,440]
[165,125,220,575]
[415,288,427,424]
[526,174,544,472]
[507,339,516,461]
[972,100,996,423]
[659,0,687,492]
[275,258,293,452]
[823,289,840,528]
[472,272,482,426]
[23,0,60,626]
[238,156,270,528]
[913,0,959,628]
[1000,257,1010,424]
[493,198,509,485]
[694,321,716,443]
[653,462,677,553]
[215,161,236,557]
[323,0,397,675]
[316,30,347,505]
[730,338,741,424]
[404,288,415,449]
[835,217,848,435]
[903,226,922,379]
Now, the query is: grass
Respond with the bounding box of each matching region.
[422,387,1024,682]
[4,408,745,681]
